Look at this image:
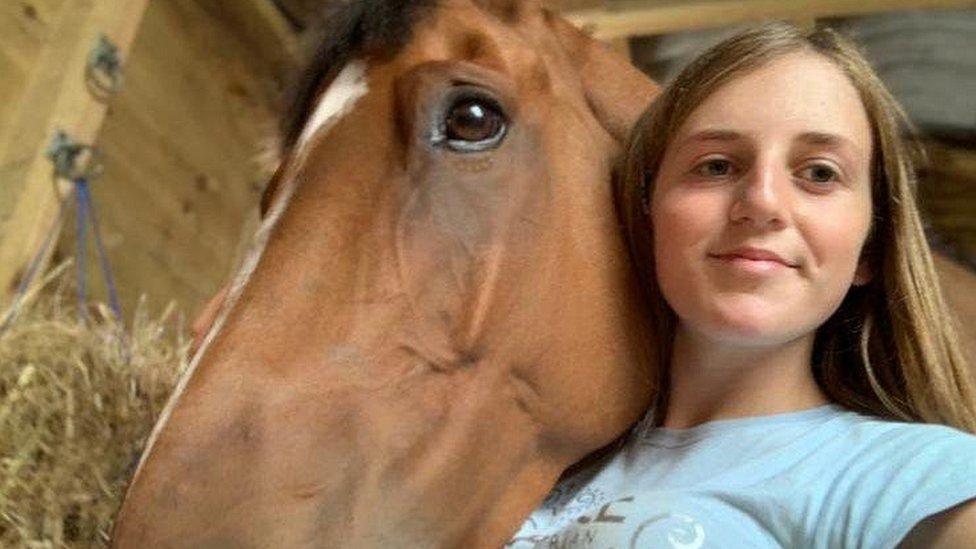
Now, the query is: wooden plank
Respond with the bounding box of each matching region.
[928,143,976,181]
[63,0,283,316]
[920,144,976,262]
[0,0,68,227]
[606,37,633,59]
[194,0,301,87]
[548,0,607,9]
[565,0,976,39]
[921,143,976,362]
[0,0,149,301]
[272,0,323,29]
[934,253,976,366]
[272,0,606,29]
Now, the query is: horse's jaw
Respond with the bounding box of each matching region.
[112,276,583,546]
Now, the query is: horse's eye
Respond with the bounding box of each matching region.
[443,97,506,151]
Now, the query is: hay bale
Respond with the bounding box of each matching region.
[0,264,187,547]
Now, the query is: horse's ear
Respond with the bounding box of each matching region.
[547,12,659,143]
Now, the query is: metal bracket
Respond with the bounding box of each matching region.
[45,131,103,181]
[86,34,124,99]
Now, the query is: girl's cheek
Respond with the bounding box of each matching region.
[654,204,705,279]
[657,192,717,240]
[795,209,871,291]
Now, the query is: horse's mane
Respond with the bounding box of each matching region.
[281,0,440,149]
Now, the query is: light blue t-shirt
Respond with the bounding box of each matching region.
[507,405,976,548]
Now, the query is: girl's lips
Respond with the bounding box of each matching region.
[709,247,798,268]
[708,248,799,275]
[712,255,790,275]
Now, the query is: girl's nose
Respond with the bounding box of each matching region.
[729,162,789,230]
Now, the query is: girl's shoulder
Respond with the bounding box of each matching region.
[816,410,976,547]
[826,407,976,452]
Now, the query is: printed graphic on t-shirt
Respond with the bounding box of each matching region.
[507,487,707,549]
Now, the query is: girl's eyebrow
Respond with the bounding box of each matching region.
[795,131,864,157]
[675,129,744,149]
[673,129,864,157]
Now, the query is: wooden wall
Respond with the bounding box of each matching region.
[0,0,297,319]
[60,0,298,317]
[0,2,66,212]
[0,0,67,251]
[923,145,976,263]
[0,0,149,306]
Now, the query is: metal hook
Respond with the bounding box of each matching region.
[85,34,123,99]
[45,130,103,182]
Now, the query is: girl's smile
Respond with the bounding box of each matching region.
[708,247,799,276]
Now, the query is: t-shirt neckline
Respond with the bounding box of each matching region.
[640,404,845,446]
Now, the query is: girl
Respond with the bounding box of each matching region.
[509,22,976,548]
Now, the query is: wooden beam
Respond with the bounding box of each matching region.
[235,0,300,59]
[566,0,976,39]
[934,253,976,366]
[606,37,633,60]
[0,0,149,300]
[920,144,976,263]
[195,0,301,79]
[272,0,323,29]
[546,0,606,10]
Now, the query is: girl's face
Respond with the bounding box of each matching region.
[651,52,874,347]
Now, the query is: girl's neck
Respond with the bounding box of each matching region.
[661,325,829,429]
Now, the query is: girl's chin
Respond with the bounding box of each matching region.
[694,306,809,347]
[702,325,796,348]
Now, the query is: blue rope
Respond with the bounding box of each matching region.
[74,177,129,363]
[75,177,123,322]
[75,179,90,320]
[1,158,129,363]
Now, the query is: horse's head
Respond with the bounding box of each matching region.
[115,1,658,546]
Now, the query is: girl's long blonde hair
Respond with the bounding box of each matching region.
[615,21,976,432]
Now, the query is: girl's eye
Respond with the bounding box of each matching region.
[798,163,839,185]
[694,158,734,178]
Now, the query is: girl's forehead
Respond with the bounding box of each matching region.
[673,52,872,155]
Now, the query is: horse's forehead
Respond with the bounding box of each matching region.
[398,0,569,90]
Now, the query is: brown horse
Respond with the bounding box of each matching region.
[112,0,658,546]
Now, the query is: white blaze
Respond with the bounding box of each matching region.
[129,61,370,482]
[296,61,368,151]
